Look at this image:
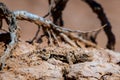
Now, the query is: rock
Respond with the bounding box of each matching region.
[66,62,120,80]
[0,42,120,80]
[0,61,65,80]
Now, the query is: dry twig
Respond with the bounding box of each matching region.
[0,2,18,69]
[14,10,106,48]
[44,0,68,26]
[83,0,116,50]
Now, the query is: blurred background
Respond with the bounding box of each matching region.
[0,0,120,51]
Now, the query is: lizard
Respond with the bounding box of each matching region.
[34,46,94,65]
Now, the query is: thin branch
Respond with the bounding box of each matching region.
[47,28,53,46]
[60,33,77,47]
[47,0,68,26]
[14,10,105,48]
[0,2,18,70]
[83,0,116,50]
[50,29,60,46]
[14,11,106,34]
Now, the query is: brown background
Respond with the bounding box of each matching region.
[0,0,120,51]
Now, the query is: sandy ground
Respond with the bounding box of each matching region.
[0,0,120,51]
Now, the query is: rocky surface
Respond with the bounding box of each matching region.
[0,1,120,80]
[0,42,120,80]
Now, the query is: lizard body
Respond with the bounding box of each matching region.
[35,47,94,64]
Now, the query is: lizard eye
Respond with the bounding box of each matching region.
[42,48,46,52]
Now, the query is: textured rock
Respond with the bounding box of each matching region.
[0,42,120,80]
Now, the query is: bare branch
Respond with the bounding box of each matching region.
[50,29,60,46]
[46,0,68,26]
[83,0,116,50]
[0,2,18,69]
[14,11,104,48]
[60,33,77,47]
[14,10,106,34]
